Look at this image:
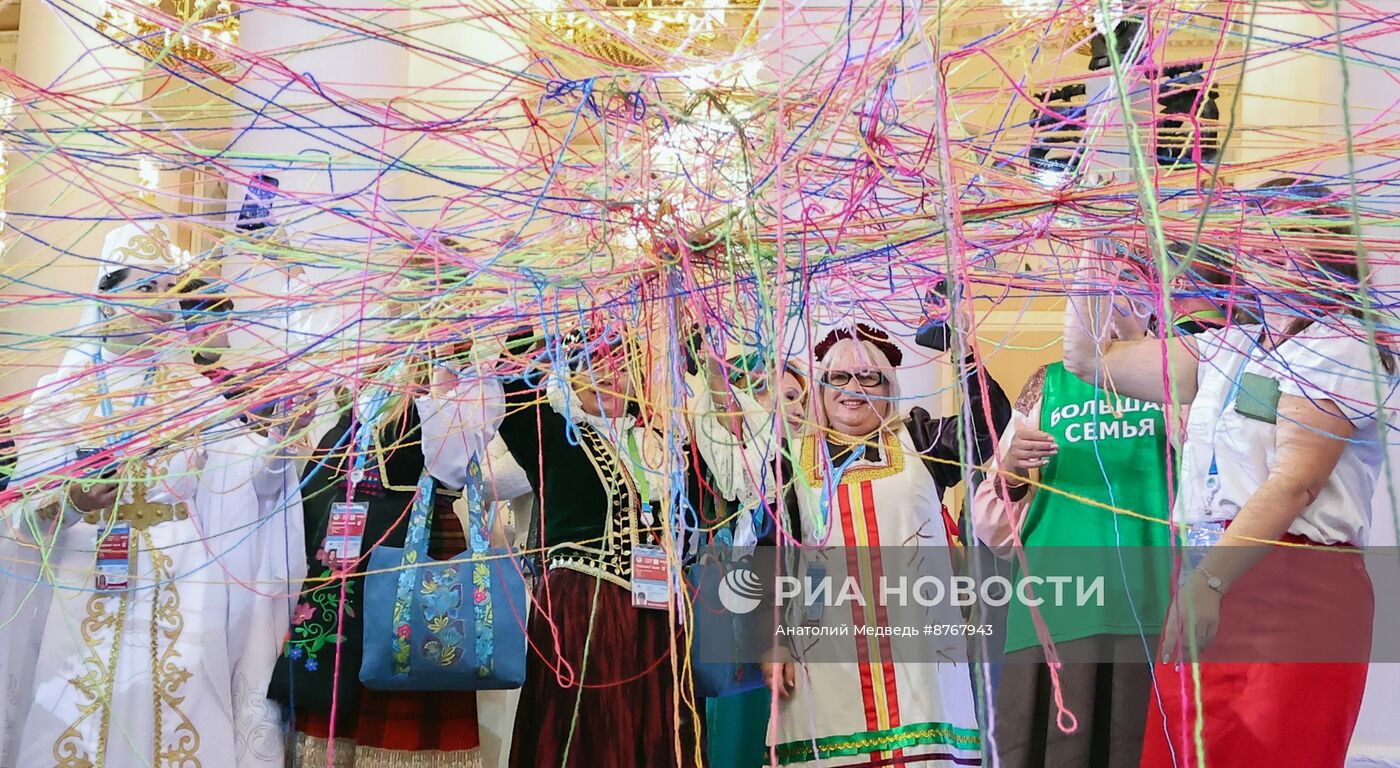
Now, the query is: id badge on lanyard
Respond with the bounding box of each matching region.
[631,544,673,610]
[1200,354,1251,527]
[325,502,369,570]
[89,354,154,592]
[627,430,678,611]
[95,521,131,591]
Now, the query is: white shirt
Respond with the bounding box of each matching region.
[1177,321,1396,545]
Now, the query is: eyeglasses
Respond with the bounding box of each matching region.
[822,370,886,388]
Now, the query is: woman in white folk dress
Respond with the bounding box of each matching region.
[0,222,302,768]
[698,323,1010,767]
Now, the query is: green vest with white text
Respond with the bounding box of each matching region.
[1003,363,1172,654]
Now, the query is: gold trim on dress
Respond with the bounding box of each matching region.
[799,432,905,488]
[548,423,642,587]
[53,589,127,768]
[79,483,189,530]
[145,533,200,767]
[50,532,200,767]
[296,734,484,768]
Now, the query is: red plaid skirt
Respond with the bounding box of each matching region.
[294,689,481,767]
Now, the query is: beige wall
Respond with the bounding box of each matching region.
[1,0,145,398]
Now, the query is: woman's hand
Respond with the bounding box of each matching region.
[762,646,796,698]
[1006,429,1057,473]
[68,479,120,513]
[287,394,318,435]
[1159,574,1222,664]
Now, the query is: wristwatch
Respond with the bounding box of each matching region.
[1195,566,1227,596]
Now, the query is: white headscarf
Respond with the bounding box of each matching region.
[34,222,185,441]
[72,221,182,359]
[15,222,197,516]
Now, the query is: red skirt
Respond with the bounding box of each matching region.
[1140,535,1373,768]
[509,568,703,768]
[294,690,481,767]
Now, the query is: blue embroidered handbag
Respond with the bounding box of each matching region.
[687,549,765,699]
[360,458,528,691]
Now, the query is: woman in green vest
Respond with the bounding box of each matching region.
[970,296,1173,768]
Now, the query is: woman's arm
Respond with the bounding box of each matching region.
[971,369,1050,557]
[1198,395,1354,583]
[971,454,1027,558]
[908,354,1013,489]
[416,368,506,491]
[10,375,112,534]
[1162,394,1355,662]
[1062,255,1202,405]
[689,375,780,507]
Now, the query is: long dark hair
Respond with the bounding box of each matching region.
[1255,177,1396,375]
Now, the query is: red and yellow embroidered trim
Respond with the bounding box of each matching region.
[799,432,904,488]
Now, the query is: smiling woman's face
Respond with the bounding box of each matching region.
[819,342,891,437]
[753,368,808,435]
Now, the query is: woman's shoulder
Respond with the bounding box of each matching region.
[1282,318,1387,371]
[1196,322,1259,353]
[1276,318,1397,415]
[1016,364,1052,415]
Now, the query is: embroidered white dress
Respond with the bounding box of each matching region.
[0,351,299,768]
[200,427,305,768]
[779,432,980,766]
[696,418,982,766]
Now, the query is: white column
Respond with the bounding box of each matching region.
[221,3,411,359]
[1235,8,1328,181]
[0,0,142,398]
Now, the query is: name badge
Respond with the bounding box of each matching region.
[1187,519,1226,548]
[631,544,673,611]
[95,521,131,592]
[325,502,369,570]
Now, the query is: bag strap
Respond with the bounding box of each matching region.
[463,456,496,677]
[389,471,436,677]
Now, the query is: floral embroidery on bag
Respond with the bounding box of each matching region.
[471,555,493,676]
[465,457,495,677]
[390,479,435,675]
[420,566,465,667]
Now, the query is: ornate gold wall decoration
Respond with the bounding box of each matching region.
[97,0,239,66]
[532,0,762,71]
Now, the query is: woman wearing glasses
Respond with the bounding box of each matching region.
[698,322,1011,766]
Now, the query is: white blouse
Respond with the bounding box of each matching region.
[1177,321,1396,545]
